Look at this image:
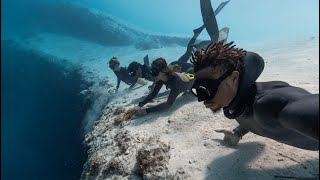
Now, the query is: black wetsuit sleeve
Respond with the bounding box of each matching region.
[233,126,249,138]
[279,94,319,141]
[129,78,138,89]
[129,82,136,89]
[138,81,164,107]
[145,87,181,113]
[116,78,120,91]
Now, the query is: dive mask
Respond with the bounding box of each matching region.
[191,68,235,102]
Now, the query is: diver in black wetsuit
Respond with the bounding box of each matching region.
[127,57,195,116]
[127,58,153,82]
[127,55,157,91]
[191,41,319,151]
[109,57,146,92]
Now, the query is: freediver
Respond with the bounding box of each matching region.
[190,40,319,150]
[109,57,147,92]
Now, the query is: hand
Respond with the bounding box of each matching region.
[138,102,145,107]
[124,106,141,120]
[214,129,240,146]
[135,108,147,116]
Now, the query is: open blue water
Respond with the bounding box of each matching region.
[1,40,92,180]
[1,0,318,179]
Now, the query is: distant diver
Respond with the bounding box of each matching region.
[109,57,147,92]
[127,55,154,82]
[177,0,230,63]
[127,55,155,90]
[191,41,319,151]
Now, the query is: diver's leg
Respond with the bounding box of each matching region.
[177,27,204,62]
[193,25,205,34]
[143,55,149,67]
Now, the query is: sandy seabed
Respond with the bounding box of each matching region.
[81,38,319,179]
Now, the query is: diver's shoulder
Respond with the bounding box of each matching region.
[254,81,312,103]
[255,81,291,89]
[244,51,264,60]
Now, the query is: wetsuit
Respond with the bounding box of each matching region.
[223,57,319,150]
[177,28,203,63]
[140,64,153,82]
[114,67,136,90]
[138,73,194,113]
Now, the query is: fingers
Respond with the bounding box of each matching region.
[214,129,229,134]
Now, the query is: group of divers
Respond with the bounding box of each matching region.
[108,0,319,152]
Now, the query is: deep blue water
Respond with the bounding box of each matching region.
[1,40,92,180]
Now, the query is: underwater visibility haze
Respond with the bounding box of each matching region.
[1,0,319,179]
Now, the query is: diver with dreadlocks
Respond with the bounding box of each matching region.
[109,57,147,92]
[191,40,319,150]
[126,57,195,116]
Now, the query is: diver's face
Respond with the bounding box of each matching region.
[194,66,239,113]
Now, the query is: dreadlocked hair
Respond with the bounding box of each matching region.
[191,40,246,75]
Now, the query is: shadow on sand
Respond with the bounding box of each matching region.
[205,141,319,180]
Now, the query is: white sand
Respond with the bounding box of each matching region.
[15,34,319,179]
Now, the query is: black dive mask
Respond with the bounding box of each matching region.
[191,69,235,102]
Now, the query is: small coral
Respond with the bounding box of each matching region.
[136,137,171,179]
[123,106,140,120]
[115,130,132,153]
[113,106,125,115]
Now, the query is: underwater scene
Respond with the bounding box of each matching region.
[1,0,319,179]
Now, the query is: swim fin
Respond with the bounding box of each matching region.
[143,55,149,67]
